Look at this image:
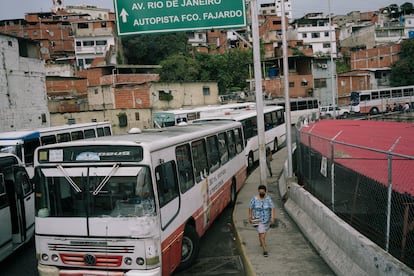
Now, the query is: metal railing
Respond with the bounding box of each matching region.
[294,118,414,269]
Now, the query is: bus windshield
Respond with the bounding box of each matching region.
[35,166,156,218]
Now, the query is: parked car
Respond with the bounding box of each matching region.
[319,106,350,119]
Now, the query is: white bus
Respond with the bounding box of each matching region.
[0,153,34,262]
[153,102,256,127]
[33,121,247,276]
[193,105,286,169]
[350,85,414,114]
[0,122,112,178]
[265,97,320,125]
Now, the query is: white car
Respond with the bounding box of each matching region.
[319,106,350,119]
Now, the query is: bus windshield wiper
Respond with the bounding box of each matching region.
[57,165,82,193]
[92,163,120,195]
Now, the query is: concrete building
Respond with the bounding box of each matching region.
[290,13,338,58]
[0,34,50,132]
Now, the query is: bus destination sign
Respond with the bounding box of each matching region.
[114,0,247,36]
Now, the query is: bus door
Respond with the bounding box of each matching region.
[154,159,181,273]
[4,167,34,244]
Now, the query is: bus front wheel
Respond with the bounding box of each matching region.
[178,224,200,271]
[273,138,279,153]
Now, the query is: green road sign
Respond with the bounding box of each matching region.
[114,0,247,35]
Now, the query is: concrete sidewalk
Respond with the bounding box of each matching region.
[233,147,334,276]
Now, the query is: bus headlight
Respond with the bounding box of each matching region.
[41,254,49,261]
[51,254,59,262]
[124,257,133,265]
[136,257,145,265]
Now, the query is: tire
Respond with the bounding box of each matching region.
[178,225,200,271]
[370,107,379,115]
[342,112,349,119]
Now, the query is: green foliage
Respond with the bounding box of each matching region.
[157,49,252,93]
[157,54,200,82]
[390,39,414,86]
[336,60,350,74]
[121,33,189,65]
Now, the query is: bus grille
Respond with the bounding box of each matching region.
[60,253,122,267]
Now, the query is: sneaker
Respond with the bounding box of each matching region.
[263,251,268,257]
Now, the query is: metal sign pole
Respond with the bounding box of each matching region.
[250,0,267,185]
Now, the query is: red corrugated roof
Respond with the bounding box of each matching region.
[300,120,414,195]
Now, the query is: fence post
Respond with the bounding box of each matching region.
[386,137,401,252]
[330,131,342,212]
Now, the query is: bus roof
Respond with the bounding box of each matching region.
[193,105,284,122]
[36,121,242,154]
[0,130,39,140]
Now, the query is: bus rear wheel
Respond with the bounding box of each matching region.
[178,224,200,271]
[370,107,379,115]
[247,151,254,171]
[230,179,237,207]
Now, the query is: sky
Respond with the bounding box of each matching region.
[0,0,411,20]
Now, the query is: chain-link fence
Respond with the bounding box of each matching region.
[295,123,414,269]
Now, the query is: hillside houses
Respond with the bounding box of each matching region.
[0,0,413,132]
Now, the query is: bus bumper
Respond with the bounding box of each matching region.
[38,264,161,276]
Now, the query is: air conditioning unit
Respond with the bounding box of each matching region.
[321,64,328,69]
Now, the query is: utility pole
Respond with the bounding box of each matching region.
[250,0,267,185]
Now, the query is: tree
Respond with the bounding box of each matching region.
[390,39,414,86]
[400,2,414,15]
[121,33,189,65]
[158,54,200,82]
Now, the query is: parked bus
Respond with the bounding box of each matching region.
[153,102,256,127]
[193,105,286,169]
[33,121,246,276]
[0,122,112,178]
[265,97,320,125]
[0,153,34,262]
[350,85,414,114]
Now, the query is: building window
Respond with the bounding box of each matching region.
[159,90,173,101]
[301,80,308,87]
[96,40,107,46]
[41,113,47,123]
[83,40,94,46]
[311,32,320,38]
[323,43,331,48]
[94,88,99,94]
[302,33,307,38]
[203,86,210,96]
[314,78,327,88]
[77,22,89,29]
[289,82,294,88]
[101,21,107,28]
[33,31,38,36]
[91,118,97,122]
[76,41,81,46]
[8,41,12,47]
[324,32,329,37]
[135,112,140,121]
[68,118,76,125]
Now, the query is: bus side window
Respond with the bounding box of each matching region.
[155,161,179,208]
[176,144,194,193]
[206,135,220,173]
[41,135,57,145]
[234,128,244,154]
[84,129,96,139]
[226,130,236,159]
[218,133,228,165]
[104,127,112,136]
[71,131,84,141]
[57,133,70,143]
[191,139,208,183]
[97,128,104,137]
